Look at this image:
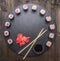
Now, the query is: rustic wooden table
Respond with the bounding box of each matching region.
[0,0,60,61]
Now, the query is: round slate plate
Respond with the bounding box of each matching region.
[3,4,57,57]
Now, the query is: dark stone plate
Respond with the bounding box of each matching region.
[3,4,57,57]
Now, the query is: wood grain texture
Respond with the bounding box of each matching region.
[0,0,60,61]
[56,7,60,34]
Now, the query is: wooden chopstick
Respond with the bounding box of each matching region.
[18,28,44,54]
[23,29,47,60]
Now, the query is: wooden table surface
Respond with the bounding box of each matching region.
[0,0,60,61]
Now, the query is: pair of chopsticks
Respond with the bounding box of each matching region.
[18,28,47,60]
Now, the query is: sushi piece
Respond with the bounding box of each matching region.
[32,5,37,11]
[23,4,28,10]
[15,8,21,14]
[49,33,54,39]
[5,22,11,27]
[46,16,51,22]
[49,24,55,30]
[46,41,52,47]
[7,39,13,45]
[40,9,46,15]
[8,14,14,20]
[4,31,9,37]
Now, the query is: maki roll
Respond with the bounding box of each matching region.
[49,33,54,39]
[46,16,51,22]
[7,39,13,45]
[32,5,37,11]
[8,14,14,20]
[4,31,9,37]
[49,24,55,30]
[40,9,46,15]
[15,8,21,14]
[23,4,28,10]
[5,22,11,27]
[46,41,52,47]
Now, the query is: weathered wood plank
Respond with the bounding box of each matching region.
[56,7,60,34]
[0,0,60,61]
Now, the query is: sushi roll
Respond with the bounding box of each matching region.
[15,8,21,14]
[49,24,55,30]
[49,33,54,39]
[5,22,11,27]
[45,16,51,22]
[4,31,9,37]
[23,4,28,10]
[46,41,52,47]
[7,39,13,45]
[40,9,46,15]
[32,5,37,11]
[8,14,14,20]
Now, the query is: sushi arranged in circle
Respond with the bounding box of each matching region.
[3,4,57,59]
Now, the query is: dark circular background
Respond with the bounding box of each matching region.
[3,4,57,56]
